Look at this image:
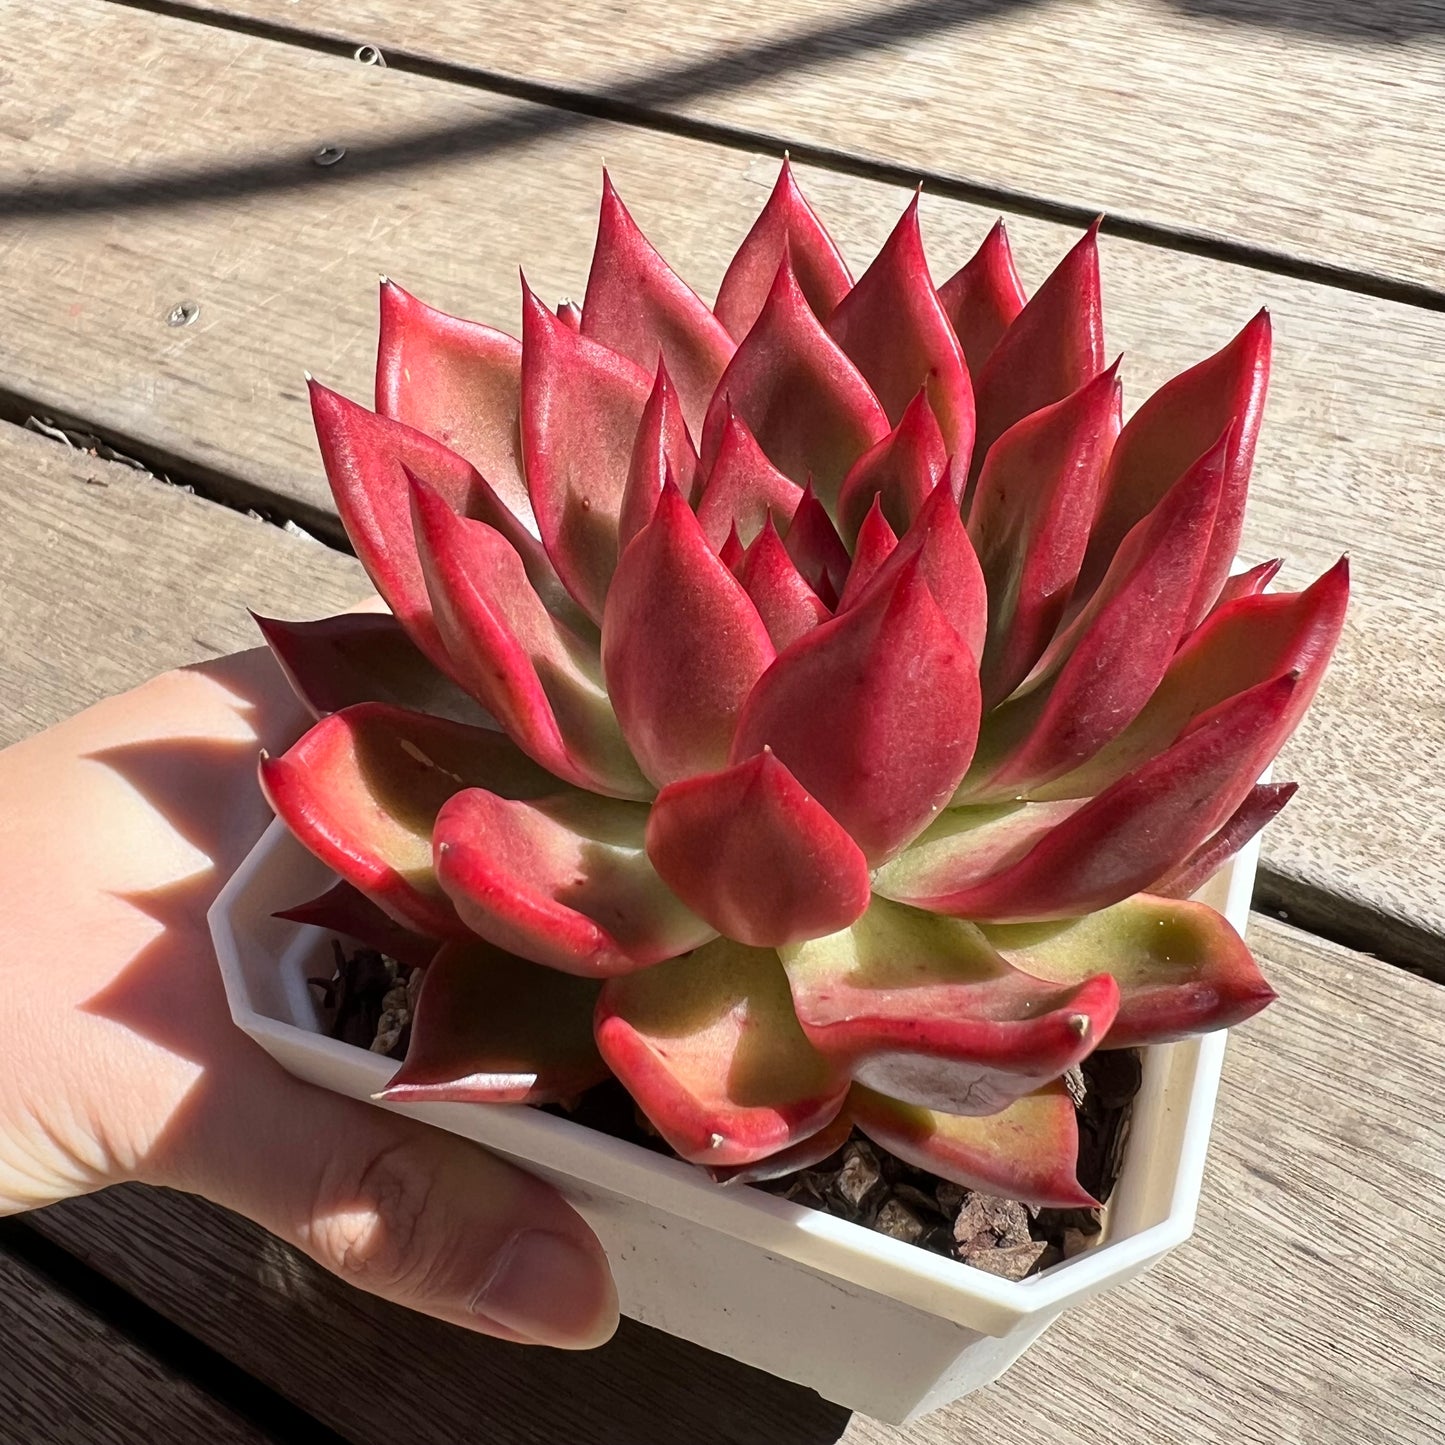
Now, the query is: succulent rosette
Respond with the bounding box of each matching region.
[258,162,1347,1209]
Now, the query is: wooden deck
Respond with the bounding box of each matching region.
[1,1,1441,1440]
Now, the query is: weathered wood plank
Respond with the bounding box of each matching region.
[28,919,1445,1445]
[0,1245,272,1445]
[118,0,1445,294]
[3,394,1441,1443]
[2,0,1441,956]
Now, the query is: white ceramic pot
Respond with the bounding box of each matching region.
[208,818,1259,1424]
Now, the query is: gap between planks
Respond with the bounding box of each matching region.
[63,0,1445,315]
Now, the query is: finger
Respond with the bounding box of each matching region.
[149,1055,619,1349]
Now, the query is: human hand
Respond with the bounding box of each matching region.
[0,648,618,1348]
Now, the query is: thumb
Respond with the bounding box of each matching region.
[155,1058,619,1349]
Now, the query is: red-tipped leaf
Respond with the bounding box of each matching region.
[736,517,832,651]
[434,788,714,977]
[276,880,439,970]
[782,483,851,608]
[645,749,871,947]
[694,408,803,550]
[1149,782,1297,900]
[596,938,850,1167]
[618,361,702,549]
[938,219,1027,375]
[379,940,608,1104]
[714,157,853,339]
[837,499,898,609]
[836,387,950,543]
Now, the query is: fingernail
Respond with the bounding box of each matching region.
[470,1229,618,1349]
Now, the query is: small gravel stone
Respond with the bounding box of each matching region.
[964,1238,1051,1281]
[1062,1227,1100,1258]
[874,1199,925,1244]
[935,1180,966,1215]
[834,1141,887,1214]
[953,1193,1033,1252]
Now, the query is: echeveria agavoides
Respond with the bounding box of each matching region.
[263,162,1345,1207]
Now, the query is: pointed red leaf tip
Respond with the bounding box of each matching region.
[713,156,854,341]
[1149,781,1297,900]
[967,364,1122,708]
[275,880,440,970]
[251,610,488,726]
[378,940,608,1105]
[700,252,889,509]
[602,481,775,787]
[718,522,747,573]
[433,788,714,977]
[580,171,736,432]
[986,892,1277,1048]
[556,298,583,330]
[1030,556,1348,802]
[836,498,898,610]
[1207,556,1283,617]
[780,897,1119,1116]
[259,703,556,938]
[782,483,851,608]
[1082,309,1272,623]
[937,218,1027,376]
[618,361,702,551]
[972,428,1230,798]
[309,380,558,673]
[407,473,648,798]
[909,672,1302,921]
[732,556,982,864]
[828,193,976,471]
[694,408,803,551]
[519,278,654,624]
[376,278,532,528]
[971,220,1105,479]
[849,479,988,662]
[645,750,870,947]
[708,1108,854,1186]
[596,938,850,1167]
[851,1081,1095,1210]
[836,387,950,543]
[735,516,832,651]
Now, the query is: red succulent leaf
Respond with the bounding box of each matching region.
[782,483,851,608]
[645,749,871,947]
[707,1108,854,1185]
[275,879,440,970]
[850,1081,1095,1210]
[602,482,776,786]
[736,517,832,651]
[581,172,736,432]
[836,499,898,609]
[260,703,554,937]
[434,788,715,977]
[780,897,1119,1115]
[967,364,1122,707]
[937,219,1027,376]
[827,194,975,469]
[911,673,1303,921]
[700,254,889,508]
[309,380,560,669]
[375,279,531,528]
[1029,557,1348,802]
[732,557,982,864]
[986,893,1277,1048]
[972,221,1105,479]
[967,430,1229,798]
[849,479,987,662]
[596,938,850,1167]
[873,798,1088,905]
[379,940,608,1104]
[520,282,654,623]
[1206,557,1283,618]
[713,157,854,340]
[694,408,803,550]
[252,610,489,726]
[618,361,702,550]
[408,474,649,799]
[836,387,950,543]
[1082,310,1272,623]
[1149,782,1298,900]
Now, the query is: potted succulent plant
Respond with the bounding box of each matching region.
[208,161,1347,1423]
